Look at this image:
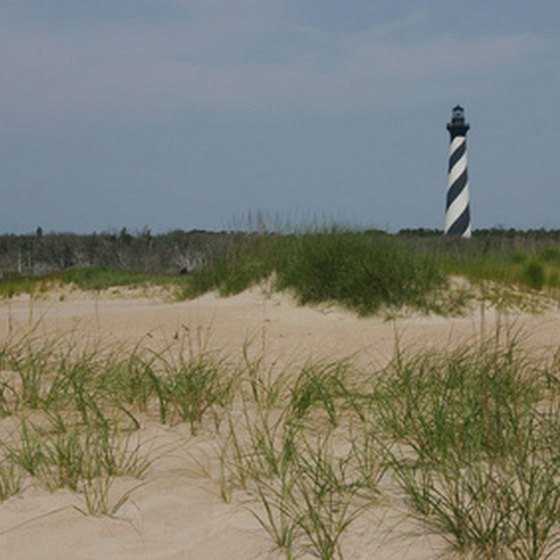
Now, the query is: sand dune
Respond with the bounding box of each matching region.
[1,288,559,559]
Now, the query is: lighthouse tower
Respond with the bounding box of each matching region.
[445,105,472,237]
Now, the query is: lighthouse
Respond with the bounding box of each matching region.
[445,105,471,237]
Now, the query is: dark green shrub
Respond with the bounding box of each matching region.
[184,230,447,315]
[275,231,446,315]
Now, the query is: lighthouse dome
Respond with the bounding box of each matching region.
[452,105,465,123]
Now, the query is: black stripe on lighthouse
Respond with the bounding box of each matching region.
[446,165,467,208]
[445,105,472,238]
[446,205,470,236]
[448,141,466,172]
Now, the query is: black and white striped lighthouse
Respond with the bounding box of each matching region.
[445,105,471,237]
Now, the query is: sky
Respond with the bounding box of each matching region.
[1,0,559,234]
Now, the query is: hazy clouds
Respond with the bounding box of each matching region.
[1,1,559,232]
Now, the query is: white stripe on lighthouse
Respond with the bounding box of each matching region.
[448,151,467,187]
[449,136,465,154]
[446,182,470,228]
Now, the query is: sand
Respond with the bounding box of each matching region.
[1,288,560,559]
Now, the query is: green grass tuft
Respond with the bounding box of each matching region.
[184,230,447,315]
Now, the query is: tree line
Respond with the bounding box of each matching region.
[3,226,560,279]
[0,228,235,277]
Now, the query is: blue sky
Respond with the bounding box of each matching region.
[1,0,559,233]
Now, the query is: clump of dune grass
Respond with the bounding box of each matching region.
[0,331,235,515]
[0,463,23,502]
[180,232,285,299]
[375,340,560,559]
[288,361,353,427]
[372,342,542,465]
[276,230,447,315]
[394,446,560,559]
[219,405,382,559]
[184,229,447,316]
[217,358,386,558]
[150,352,239,433]
[3,415,149,494]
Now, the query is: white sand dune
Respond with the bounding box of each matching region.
[1,288,559,559]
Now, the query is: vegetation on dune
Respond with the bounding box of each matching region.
[276,231,446,314]
[399,230,560,292]
[183,228,560,314]
[4,227,560,314]
[4,226,560,555]
[1,329,560,557]
[184,230,447,315]
[0,267,188,299]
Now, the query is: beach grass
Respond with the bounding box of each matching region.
[0,267,186,299]
[183,229,448,315]
[4,229,560,317]
[183,229,560,315]
[1,328,560,556]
